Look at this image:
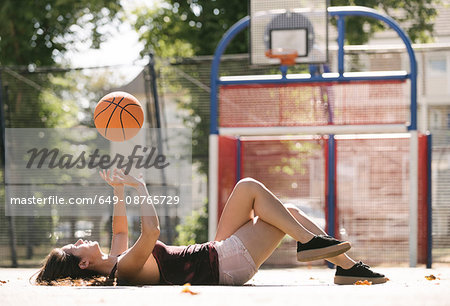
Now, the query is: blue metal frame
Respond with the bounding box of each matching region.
[210,6,420,263]
[328,6,418,131]
[337,16,345,75]
[218,73,408,85]
[210,16,250,135]
[326,135,336,269]
[236,137,241,182]
[327,135,336,237]
[210,7,418,134]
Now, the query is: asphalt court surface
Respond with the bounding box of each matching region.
[1,266,449,306]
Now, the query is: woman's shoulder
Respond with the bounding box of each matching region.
[116,247,161,285]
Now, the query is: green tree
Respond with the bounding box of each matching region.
[133,1,247,176]
[0,0,125,266]
[0,0,124,128]
[133,0,247,58]
[134,0,440,58]
[174,202,208,245]
[134,0,441,174]
[330,0,440,44]
[0,0,122,66]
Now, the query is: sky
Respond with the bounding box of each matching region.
[68,21,144,69]
[64,0,157,81]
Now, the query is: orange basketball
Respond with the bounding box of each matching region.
[94,91,144,142]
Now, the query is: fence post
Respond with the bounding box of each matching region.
[147,54,172,244]
[0,69,18,267]
[426,133,432,269]
[326,135,337,268]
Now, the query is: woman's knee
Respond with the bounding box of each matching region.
[235,177,264,192]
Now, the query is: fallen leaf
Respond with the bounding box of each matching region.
[0,280,7,285]
[181,283,199,295]
[354,280,372,285]
[425,275,439,281]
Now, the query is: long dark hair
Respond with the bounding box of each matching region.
[34,248,113,286]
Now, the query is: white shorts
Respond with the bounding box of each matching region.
[214,235,258,285]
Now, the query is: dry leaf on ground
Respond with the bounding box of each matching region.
[354,280,372,285]
[425,275,439,281]
[181,283,199,295]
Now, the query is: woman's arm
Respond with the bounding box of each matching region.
[99,169,129,256]
[112,171,160,279]
[110,184,128,255]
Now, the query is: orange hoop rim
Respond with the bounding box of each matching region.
[265,49,298,66]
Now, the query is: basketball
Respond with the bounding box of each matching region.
[94,91,144,142]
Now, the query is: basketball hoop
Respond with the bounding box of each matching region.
[265,48,298,66]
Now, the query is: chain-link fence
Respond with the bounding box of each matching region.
[1,43,450,267]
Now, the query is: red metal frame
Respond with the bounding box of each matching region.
[217,136,238,222]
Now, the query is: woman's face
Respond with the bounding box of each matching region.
[61,239,102,265]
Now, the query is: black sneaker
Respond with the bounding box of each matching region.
[334,261,387,285]
[297,235,351,262]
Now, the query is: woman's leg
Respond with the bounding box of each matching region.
[227,203,356,269]
[232,217,285,268]
[214,178,350,267]
[284,204,355,269]
[214,178,315,244]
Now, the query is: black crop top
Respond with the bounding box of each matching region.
[108,240,219,285]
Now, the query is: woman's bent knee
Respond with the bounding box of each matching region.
[235,177,264,192]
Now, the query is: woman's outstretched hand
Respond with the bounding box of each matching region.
[99,169,124,191]
[100,168,145,189]
[114,168,146,189]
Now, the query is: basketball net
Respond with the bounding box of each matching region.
[265,48,298,66]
